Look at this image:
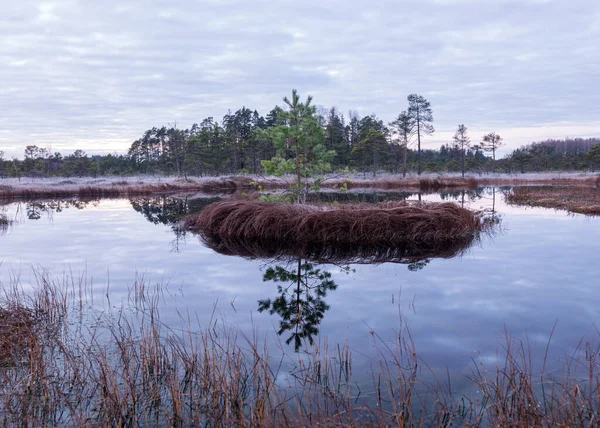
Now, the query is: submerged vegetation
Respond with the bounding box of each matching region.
[0,272,599,426]
[507,185,600,215]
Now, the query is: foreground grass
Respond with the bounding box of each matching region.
[506,186,600,215]
[0,273,599,426]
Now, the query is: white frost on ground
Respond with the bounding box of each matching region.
[0,171,597,191]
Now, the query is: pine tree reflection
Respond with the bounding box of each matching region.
[258,260,347,351]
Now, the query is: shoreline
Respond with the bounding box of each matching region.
[0,172,598,202]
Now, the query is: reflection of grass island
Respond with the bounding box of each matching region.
[185,200,492,264]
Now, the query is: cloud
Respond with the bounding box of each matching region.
[1,0,598,158]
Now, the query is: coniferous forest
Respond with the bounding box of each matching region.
[2,93,600,178]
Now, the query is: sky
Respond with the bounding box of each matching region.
[1,0,599,159]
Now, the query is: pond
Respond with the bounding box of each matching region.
[1,188,599,407]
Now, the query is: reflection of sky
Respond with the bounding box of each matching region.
[1,192,600,395]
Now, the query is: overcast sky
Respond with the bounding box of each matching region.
[1,0,599,159]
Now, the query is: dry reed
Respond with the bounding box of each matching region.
[0,305,36,367]
[506,186,600,215]
[0,272,598,426]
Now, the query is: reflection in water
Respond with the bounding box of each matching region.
[0,200,98,232]
[0,213,10,236]
[130,196,221,225]
[129,196,222,251]
[196,232,486,265]
[191,206,499,351]
[0,191,505,357]
[130,195,501,350]
[25,200,98,220]
[308,191,414,204]
[439,188,485,206]
[258,260,348,351]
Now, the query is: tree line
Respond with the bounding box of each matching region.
[1,92,599,178]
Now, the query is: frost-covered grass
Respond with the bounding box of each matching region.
[507,185,600,215]
[0,172,598,201]
[326,171,600,192]
[0,175,263,201]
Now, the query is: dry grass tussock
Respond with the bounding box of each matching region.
[1,272,600,426]
[0,305,36,367]
[506,186,600,215]
[0,176,258,202]
[184,200,491,264]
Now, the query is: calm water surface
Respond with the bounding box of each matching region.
[1,188,599,394]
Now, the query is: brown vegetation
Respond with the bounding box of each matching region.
[328,174,600,192]
[0,177,258,203]
[1,273,600,426]
[0,305,36,367]
[2,174,599,204]
[506,186,600,215]
[184,200,489,265]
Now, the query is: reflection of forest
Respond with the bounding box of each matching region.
[308,191,414,204]
[129,196,223,252]
[439,188,485,203]
[129,196,222,226]
[21,200,98,220]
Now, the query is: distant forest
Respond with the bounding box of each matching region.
[2,98,600,178]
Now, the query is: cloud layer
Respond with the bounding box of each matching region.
[1,0,599,158]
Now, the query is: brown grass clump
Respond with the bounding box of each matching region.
[184,200,489,264]
[0,306,36,367]
[506,186,600,215]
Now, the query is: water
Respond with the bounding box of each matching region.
[1,189,599,396]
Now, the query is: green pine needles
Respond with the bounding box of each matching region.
[260,90,335,203]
